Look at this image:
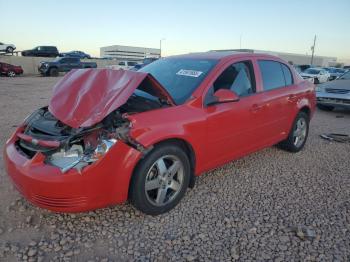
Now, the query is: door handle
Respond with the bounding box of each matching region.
[287,94,298,102]
[250,104,264,113]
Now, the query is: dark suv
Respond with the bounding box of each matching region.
[38,57,97,76]
[22,46,59,57]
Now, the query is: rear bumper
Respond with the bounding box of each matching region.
[4,129,142,212]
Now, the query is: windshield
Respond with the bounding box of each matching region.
[139,58,218,104]
[339,71,350,80]
[335,69,345,73]
[304,68,320,75]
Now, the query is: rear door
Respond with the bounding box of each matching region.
[256,59,296,143]
[68,58,81,69]
[59,58,70,72]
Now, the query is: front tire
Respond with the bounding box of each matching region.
[129,143,190,215]
[7,71,16,77]
[278,111,309,152]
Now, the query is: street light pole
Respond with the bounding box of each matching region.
[310,35,317,65]
[160,38,165,58]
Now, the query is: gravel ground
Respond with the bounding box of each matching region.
[0,76,349,262]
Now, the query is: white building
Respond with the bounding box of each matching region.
[211,49,337,67]
[100,45,160,62]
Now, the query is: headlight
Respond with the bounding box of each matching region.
[47,145,84,173]
[315,86,324,92]
[90,139,117,161]
[47,139,117,173]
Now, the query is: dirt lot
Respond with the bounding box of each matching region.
[0,76,349,262]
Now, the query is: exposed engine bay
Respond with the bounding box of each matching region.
[16,92,167,173]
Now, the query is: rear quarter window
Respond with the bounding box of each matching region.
[281,64,293,86]
[258,60,293,90]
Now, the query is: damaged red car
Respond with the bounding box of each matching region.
[4,52,316,215]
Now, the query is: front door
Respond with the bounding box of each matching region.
[203,60,269,170]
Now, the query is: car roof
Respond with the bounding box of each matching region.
[167,51,283,62]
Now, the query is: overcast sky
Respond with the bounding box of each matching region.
[1,0,349,62]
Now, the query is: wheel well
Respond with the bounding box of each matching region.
[300,106,311,118]
[127,138,197,201]
[152,139,196,188]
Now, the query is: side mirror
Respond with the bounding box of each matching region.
[208,89,239,105]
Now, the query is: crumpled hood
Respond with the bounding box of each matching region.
[48,68,174,128]
[318,79,350,90]
[300,73,316,78]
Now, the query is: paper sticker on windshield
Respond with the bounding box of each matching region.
[176,69,203,78]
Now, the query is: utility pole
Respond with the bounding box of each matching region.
[239,34,242,49]
[310,35,317,65]
[160,38,165,58]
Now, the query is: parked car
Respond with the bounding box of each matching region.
[22,46,59,57]
[38,57,97,76]
[343,65,350,69]
[293,65,303,74]
[300,68,330,84]
[0,62,23,77]
[296,64,311,72]
[323,67,347,81]
[117,61,138,70]
[133,57,158,70]
[61,51,91,59]
[0,42,16,53]
[4,52,316,215]
[316,70,350,111]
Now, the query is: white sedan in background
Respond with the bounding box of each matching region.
[300,68,330,84]
[0,42,16,53]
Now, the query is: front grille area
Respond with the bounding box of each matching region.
[325,88,350,94]
[317,97,350,104]
[31,194,88,208]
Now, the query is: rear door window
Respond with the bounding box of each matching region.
[258,60,295,90]
[258,60,285,90]
[68,58,79,63]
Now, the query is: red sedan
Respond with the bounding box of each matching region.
[0,62,23,77]
[4,52,316,215]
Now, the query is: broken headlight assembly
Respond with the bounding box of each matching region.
[46,138,117,173]
[315,86,325,92]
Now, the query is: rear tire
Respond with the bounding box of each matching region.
[317,104,334,111]
[6,47,14,53]
[49,67,59,77]
[278,111,309,153]
[129,143,190,215]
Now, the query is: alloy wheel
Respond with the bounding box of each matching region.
[145,155,184,206]
[7,71,16,77]
[293,117,307,147]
